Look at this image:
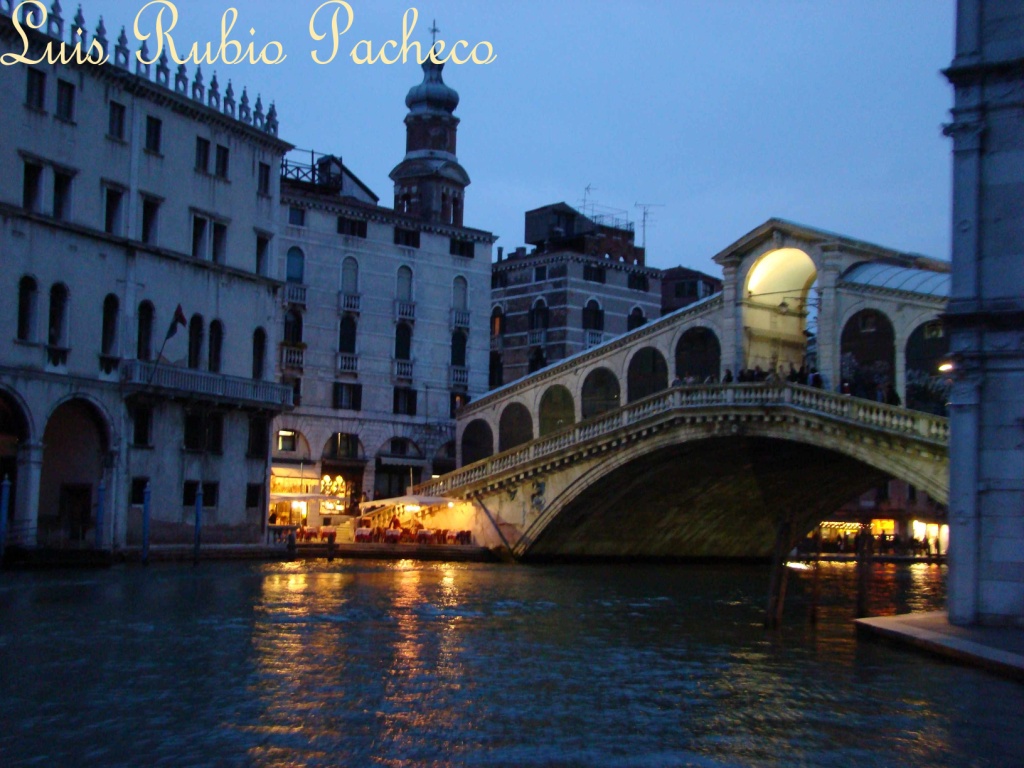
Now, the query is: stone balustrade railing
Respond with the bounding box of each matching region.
[416,383,948,497]
[121,360,293,408]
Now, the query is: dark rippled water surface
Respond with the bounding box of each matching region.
[1,559,1021,767]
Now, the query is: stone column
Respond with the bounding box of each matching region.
[947,376,981,624]
[814,247,842,391]
[14,443,43,547]
[718,257,741,374]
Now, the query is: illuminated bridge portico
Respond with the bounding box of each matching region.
[421,383,948,559]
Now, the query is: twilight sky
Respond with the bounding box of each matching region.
[68,0,956,271]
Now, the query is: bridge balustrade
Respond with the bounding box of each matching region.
[423,383,949,498]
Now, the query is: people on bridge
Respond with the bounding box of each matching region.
[723,369,734,383]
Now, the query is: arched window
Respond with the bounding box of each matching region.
[48,283,69,347]
[101,294,119,355]
[529,300,549,330]
[339,315,357,354]
[286,247,304,284]
[490,307,505,337]
[453,276,468,311]
[395,322,412,360]
[252,327,266,380]
[627,307,646,331]
[451,330,467,367]
[208,320,224,373]
[342,257,359,294]
[284,309,303,345]
[583,300,604,331]
[397,266,413,301]
[137,301,154,361]
[17,276,37,341]
[187,314,204,369]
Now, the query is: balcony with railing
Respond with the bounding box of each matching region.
[451,308,471,329]
[528,329,547,346]
[339,292,361,313]
[449,365,469,389]
[121,360,293,409]
[395,300,416,322]
[584,330,606,349]
[284,283,307,307]
[281,344,304,371]
[393,359,414,380]
[337,352,358,374]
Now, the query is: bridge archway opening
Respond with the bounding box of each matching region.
[675,327,721,383]
[841,309,895,398]
[462,419,494,465]
[744,248,817,373]
[499,403,533,451]
[905,320,950,415]
[524,436,893,560]
[581,367,620,419]
[627,348,669,402]
[539,385,575,436]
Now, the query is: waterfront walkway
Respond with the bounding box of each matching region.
[856,612,1024,682]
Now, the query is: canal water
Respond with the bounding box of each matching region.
[1,559,1021,767]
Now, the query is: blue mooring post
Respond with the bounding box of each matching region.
[95,480,106,550]
[193,484,203,565]
[141,481,151,566]
[0,474,10,565]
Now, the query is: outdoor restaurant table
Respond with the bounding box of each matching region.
[355,527,372,542]
[416,529,433,543]
[384,529,401,542]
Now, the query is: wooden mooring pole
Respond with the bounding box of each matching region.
[765,517,793,629]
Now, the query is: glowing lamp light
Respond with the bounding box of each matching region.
[938,361,954,373]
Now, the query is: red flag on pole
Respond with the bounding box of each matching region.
[165,304,187,340]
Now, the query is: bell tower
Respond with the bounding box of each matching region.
[389,57,470,226]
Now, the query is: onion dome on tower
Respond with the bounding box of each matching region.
[389,59,470,226]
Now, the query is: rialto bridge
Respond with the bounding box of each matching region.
[419,220,952,559]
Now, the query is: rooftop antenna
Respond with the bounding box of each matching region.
[634,202,664,249]
[582,183,597,217]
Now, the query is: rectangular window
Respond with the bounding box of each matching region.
[130,477,149,506]
[195,137,210,172]
[53,171,72,221]
[491,272,507,289]
[184,410,204,451]
[333,382,363,411]
[22,162,42,212]
[212,222,227,264]
[258,162,270,195]
[450,392,470,418]
[182,481,218,507]
[628,273,649,291]
[145,116,162,153]
[25,68,45,110]
[133,406,153,446]
[583,265,606,283]
[191,215,208,259]
[141,197,159,245]
[337,216,367,238]
[108,101,125,140]
[277,430,297,452]
[394,228,420,248]
[206,413,224,454]
[247,415,268,458]
[56,79,75,121]
[104,187,124,234]
[534,266,547,282]
[290,378,302,407]
[256,235,269,275]
[289,206,305,226]
[393,387,417,415]
[245,483,263,509]
[215,145,230,178]
[449,238,474,257]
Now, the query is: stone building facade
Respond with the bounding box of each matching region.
[0,5,293,550]
[267,60,494,527]
[489,203,661,387]
[944,0,1024,627]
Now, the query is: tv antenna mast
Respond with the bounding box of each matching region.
[581,183,598,216]
[634,202,664,249]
